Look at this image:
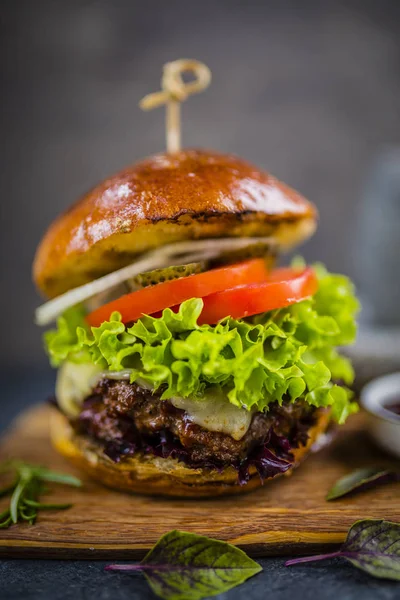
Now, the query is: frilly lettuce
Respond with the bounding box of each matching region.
[44,265,360,423]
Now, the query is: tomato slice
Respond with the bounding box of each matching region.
[86,258,269,327]
[196,267,318,325]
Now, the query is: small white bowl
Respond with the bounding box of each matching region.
[360,372,400,459]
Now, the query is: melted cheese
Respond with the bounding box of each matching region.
[171,389,253,441]
[56,363,253,440]
[56,361,104,417]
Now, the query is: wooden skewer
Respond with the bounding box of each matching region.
[165,99,181,154]
[139,59,212,153]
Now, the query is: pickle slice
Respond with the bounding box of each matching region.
[130,262,205,288]
[126,242,276,290]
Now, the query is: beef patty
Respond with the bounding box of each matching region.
[73,379,317,470]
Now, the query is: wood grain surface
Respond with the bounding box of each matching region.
[0,405,399,559]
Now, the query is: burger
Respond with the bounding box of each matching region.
[33,149,359,497]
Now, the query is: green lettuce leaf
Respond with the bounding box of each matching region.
[44,267,360,423]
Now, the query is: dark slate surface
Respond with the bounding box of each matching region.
[1,371,399,599]
[2,557,400,600]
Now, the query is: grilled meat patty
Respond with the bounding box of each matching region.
[74,379,317,468]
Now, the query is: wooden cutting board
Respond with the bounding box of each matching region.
[0,405,399,559]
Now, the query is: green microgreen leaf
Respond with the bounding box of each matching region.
[10,469,32,524]
[19,506,37,522]
[0,460,82,528]
[31,467,82,487]
[24,499,73,510]
[106,530,262,600]
[0,516,12,528]
[286,519,400,581]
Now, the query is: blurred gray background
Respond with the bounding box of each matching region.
[1,0,400,370]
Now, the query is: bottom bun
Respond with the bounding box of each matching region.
[50,409,331,497]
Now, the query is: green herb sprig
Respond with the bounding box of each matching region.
[0,460,81,527]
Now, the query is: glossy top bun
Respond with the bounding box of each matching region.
[50,408,330,498]
[34,149,317,298]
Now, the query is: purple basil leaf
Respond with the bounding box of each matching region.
[105,529,262,600]
[326,468,400,501]
[341,519,400,580]
[286,519,400,581]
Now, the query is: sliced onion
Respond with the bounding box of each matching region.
[99,370,132,381]
[35,237,274,326]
